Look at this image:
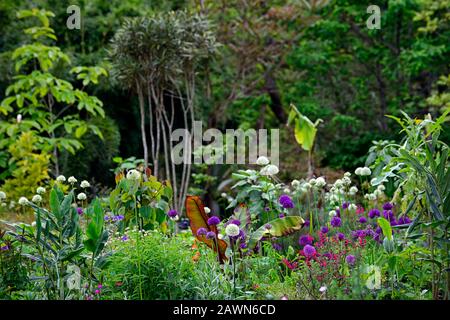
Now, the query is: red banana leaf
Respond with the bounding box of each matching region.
[185,195,227,263]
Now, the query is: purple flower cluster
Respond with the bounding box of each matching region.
[207,216,221,226]
[336,232,345,241]
[196,227,207,237]
[359,216,367,224]
[105,215,124,222]
[320,226,329,234]
[331,216,342,227]
[206,231,216,240]
[303,244,316,258]
[167,209,178,218]
[368,209,380,219]
[299,234,314,247]
[279,195,294,209]
[397,216,411,225]
[76,207,83,215]
[345,254,356,266]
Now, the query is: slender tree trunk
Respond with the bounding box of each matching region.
[136,80,148,169]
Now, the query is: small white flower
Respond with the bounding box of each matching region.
[31,221,36,227]
[355,167,363,176]
[319,286,327,293]
[329,210,337,217]
[344,172,351,177]
[348,203,357,211]
[283,188,290,193]
[32,195,42,203]
[329,194,339,202]
[36,187,46,194]
[126,169,141,180]
[80,180,91,188]
[374,189,384,197]
[9,201,16,209]
[18,197,29,206]
[334,179,343,188]
[218,234,224,240]
[77,193,87,201]
[68,176,78,184]
[256,156,270,166]
[1,203,6,207]
[17,114,22,123]
[361,167,372,176]
[343,176,352,186]
[221,192,227,198]
[309,178,316,185]
[56,175,66,183]
[315,177,326,188]
[349,186,358,195]
[291,179,300,188]
[0,191,6,200]
[225,224,240,237]
[204,207,211,214]
[260,164,279,176]
[303,182,311,189]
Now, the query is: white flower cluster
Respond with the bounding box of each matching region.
[225,223,240,237]
[0,191,6,209]
[364,184,385,201]
[126,169,141,180]
[291,176,327,194]
[260,164,279,176]
[355,167,372,176]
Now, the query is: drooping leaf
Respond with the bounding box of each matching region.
[185,195,227,263]
[377,217,393,241]
[248,216,305,249]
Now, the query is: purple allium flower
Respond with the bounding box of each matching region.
[0,245,9,251]
[303,219,310,227]
[351,229,366,239]
[206,231,216,240]
[320,226,329,234]
[113,215,124,221]
[264,207,271,212]
[383,202,393,210]
[98,284,103,289]
[167,209,178,218]
[77,207,83,215]
[390,219,398,226]
[279,213,285,218]
[272,243,282,251]
[299,234,313,247]
[179,220,190,229]
[368,208,380,219]
[373,234,381,242]
[265,223,272,230]
[337,232,345,241]
[383,210,394,220]
[239,229,246,241]
[230,219,241,226]
[335,208,341,217]
[279,194,294,209]
[342,202,350,209]
[331,216,342,227]
[196,227,207,237]
[121,235,129,242]
[398,216,411,225]
[104,216,110,221]
[207,216,221,226]
[359,216,367,224]
[375,226,382,234]
[240,242,247,249]
[345,254,356,266]
[303,244,316,258]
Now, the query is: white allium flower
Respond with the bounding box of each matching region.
[31,221,36,227]
[81,180,91,188]
[349,186,358,195]
[343,176,352,185]
[32,195,42,203]
[9,201,15,209]
[348,203,357,211]
[334,179,343,188]
[303,182,311,189]
[126,169,141,180]
[18,197,29,206]
[361,167,372,176]
[225,224,240,237]
[309,178,316,185]
[68,176,77,184]
[315,177,326,188]
[330,194,339,202]
[36,187,46,194]
[221,193,227,198]
[355,167,363,176]
[56,175,66,182]
[344,172,351,177]
[1,203,6,207]
[319,286,327,293]
[0,191,6,200]
[218,234,224,240]
[17,114,22,123]
[256,156,270,166]
[283,188,290,193]
[204,207,211,214]
[374,189,384,197]
[291,179,300,188]
[329,210,337,217]
[77,193,87,201]
[260,164,279,176]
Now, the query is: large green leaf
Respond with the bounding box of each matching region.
[294,115,317,151]
[248,216,304,249]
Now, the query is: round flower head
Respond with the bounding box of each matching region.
[303,244,316,258]
[260,164,279,176]
[80,180,91,188]
[337,232,345,241]
[68,176,77,184]
[349,186,358,195]
[382,202,393,210]
[56,175,66,183]
[319,286,327,293]
[204,207,211,214]
[320,226,329,234]
[18,197,28,206]
[368,208,380,219]
[167,209,178,219]
[256,156,270,166]
[207,216,221,226]
[299,234,313,247]
[279,213,285,218]
[359,216,367,224]
[225,224,240,237]
[329,210,337,217]
[331,216,342,227]
[346,254,356,266]
[32,195,42,203]
[309,178,316,185]
[126,169,141,181]
[279,194,294,209]
[36,187,46,195]
[344,172,351,177]
[264,223,272,230]
[0,191,6,200]
[77,193,87,201]
[361,167,372,176]
[196,227,207,237]
[76,207,83,215]
[315,177,326,188]
[348,203,357,211]
[206,231,216,240]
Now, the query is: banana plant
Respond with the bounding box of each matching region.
[287,104,323,178]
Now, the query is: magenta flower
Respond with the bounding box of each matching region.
[303,244,316,258]
[299,234,314,247]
